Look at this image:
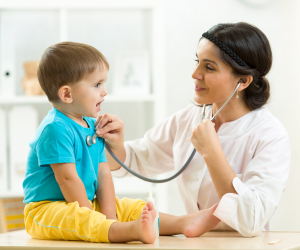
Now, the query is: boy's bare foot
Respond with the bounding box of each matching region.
[182,203,220,237]
[134,201,156,244]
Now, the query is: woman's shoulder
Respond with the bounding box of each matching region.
[172,103,202,121]
[152,104,200,136]
[247,106,289,138]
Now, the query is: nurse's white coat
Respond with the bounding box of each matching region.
[112,105,290,237]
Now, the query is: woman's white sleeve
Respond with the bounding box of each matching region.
[111,114,176,178]
[213,130,291,237]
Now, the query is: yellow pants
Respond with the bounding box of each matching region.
[24,197,145,243]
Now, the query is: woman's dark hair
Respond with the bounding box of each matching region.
[202,22,272,110]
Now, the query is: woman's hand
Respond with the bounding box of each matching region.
[191,118,221,159]
[191,119,237,199]
[95,114,126,171]
[95,114,124,150]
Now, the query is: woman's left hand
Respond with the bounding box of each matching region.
[191,118,222,158]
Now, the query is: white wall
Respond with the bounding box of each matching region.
[162,0,300,231]
[2,0,299,232]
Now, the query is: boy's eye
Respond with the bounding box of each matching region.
[95,83,101,88]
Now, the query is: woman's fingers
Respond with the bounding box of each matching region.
[191,118,218,155]
[202,118,214,126]
[96,118,124,138]
[98,123,124,146]
[94,114,124,147]
[95,114,112,129]
[97,120,123,135]
[195,119,214,134]
[95,113,117,129]
[96,123,116,136]
[95,115,103,128]
[100,131,119,141]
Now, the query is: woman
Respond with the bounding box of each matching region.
[95,22,290,237]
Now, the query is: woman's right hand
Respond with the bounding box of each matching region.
[95,114,124,150]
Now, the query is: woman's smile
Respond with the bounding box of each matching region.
[195,85,207,91]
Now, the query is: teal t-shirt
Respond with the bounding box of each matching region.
[23,108,107,203]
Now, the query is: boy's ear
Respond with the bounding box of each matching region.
[58,85,73,103]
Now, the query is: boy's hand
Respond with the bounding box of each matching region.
[95,114,124,150]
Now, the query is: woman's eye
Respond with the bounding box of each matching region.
[194,59,199,64]
[206,65,214,71]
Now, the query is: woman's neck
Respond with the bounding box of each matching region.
[212,98,250,132]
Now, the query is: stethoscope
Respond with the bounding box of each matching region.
[86,82,241,183]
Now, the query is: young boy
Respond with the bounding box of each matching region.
[23,42,220,244]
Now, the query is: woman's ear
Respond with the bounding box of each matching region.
[238,75,253,91]
[58,85,73,103]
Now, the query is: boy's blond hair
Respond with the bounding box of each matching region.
[37,42,109,102]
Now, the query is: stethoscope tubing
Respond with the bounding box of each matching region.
[105,143,197,183]
[104,83,241,183]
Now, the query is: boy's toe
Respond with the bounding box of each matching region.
[146,201,154,210]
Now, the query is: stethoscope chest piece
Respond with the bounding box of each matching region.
[86,134,97,146]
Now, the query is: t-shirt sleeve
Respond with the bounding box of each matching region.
[36,122,75,166]
[98,137,107,163]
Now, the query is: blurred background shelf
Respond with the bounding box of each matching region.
[0,94,156,104]
[0,95,48,104]
[0,0,157,9]
[0,0,168,215]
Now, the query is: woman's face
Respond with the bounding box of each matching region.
[192,38,240,105]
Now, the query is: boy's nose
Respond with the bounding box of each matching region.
[101,89,108,97]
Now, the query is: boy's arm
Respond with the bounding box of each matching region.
[96,162,117,220]
[51,163,93,210]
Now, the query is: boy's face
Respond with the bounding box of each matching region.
[71,66,108,118]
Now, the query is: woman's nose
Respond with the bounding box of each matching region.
[192,65,204,80]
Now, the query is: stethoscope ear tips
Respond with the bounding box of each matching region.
[86,134,97,146]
